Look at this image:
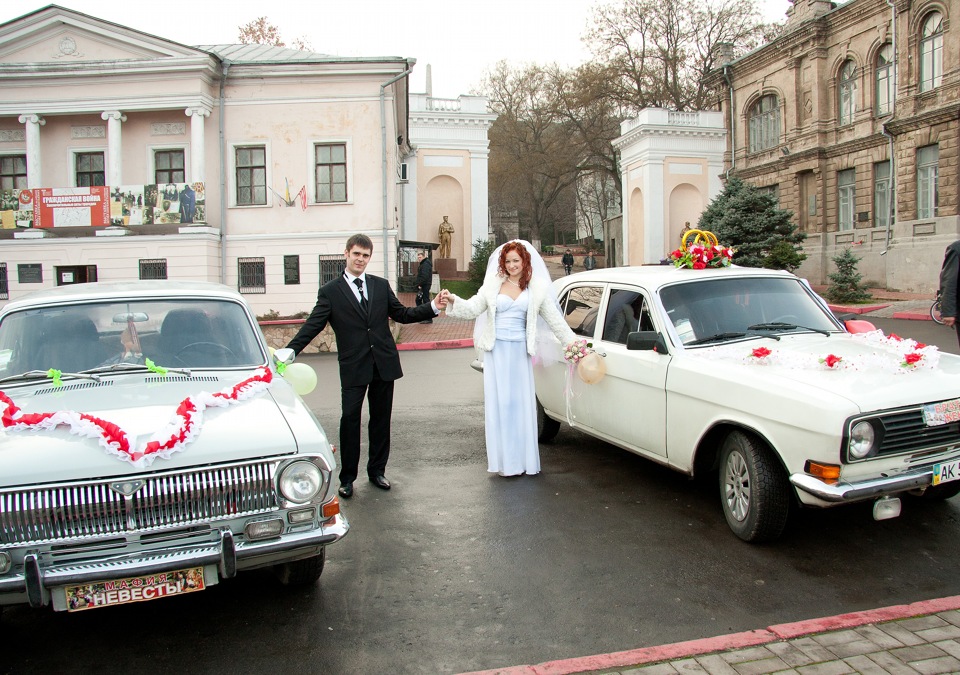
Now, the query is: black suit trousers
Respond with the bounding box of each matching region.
[339,363,394,484]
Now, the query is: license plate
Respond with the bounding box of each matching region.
[923,399,960,427]
[63,567,206,612]
[933,460,960,486]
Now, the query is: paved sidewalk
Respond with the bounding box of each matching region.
[456,596,960,675]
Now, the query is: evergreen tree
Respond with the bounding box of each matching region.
[825,248,872,303]
[698,176,805,270]
[469,238,497,288]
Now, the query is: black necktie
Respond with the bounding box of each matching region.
[353,278,368,311]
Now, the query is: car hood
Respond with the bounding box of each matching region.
[0,374,298,486]
[691,332,960,412]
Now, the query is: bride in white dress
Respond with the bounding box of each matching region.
[445,241,576,476]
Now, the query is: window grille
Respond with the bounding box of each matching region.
[238,257,266,294]
[139,259,168,280]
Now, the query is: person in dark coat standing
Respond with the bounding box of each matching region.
[286,234,449,498]
[415,250,433,324]
[939,239,960,347]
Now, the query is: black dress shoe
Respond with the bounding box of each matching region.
[338,483,353,498]
[419,319,433,324]
[369,475,391,490]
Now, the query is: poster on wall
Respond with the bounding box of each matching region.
[110,182,205,225]
[33,187,111,228]
[0,189,35,229]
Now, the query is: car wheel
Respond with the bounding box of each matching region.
[719,430,790,542]
[274,548,326,586]
[537,398,560,442]
[910,482,960,501]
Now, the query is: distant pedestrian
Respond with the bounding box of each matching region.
[938,239,960,347]
[583,252,596,271]
[415,250,433,324]
[562,249,574,275]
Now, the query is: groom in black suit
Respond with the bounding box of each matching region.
[286,234,447,498]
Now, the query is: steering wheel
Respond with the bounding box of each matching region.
[175,342,236,363]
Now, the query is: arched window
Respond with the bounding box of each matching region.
[875,44,894,116]
[920,12,943,92]
[748,95,780,153]
[838,60,857,125]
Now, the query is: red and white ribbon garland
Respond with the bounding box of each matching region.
[0,366,273,468]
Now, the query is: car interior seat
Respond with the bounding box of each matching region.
[159,308,217,365]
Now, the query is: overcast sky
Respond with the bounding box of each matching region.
[4,1,793,97]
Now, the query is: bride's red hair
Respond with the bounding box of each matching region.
[497,241,532,290]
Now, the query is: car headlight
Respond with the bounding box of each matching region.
[279,461,323,503]
[848,420,877,459]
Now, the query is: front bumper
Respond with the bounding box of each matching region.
[790,467,935,503]
[0,512,348,609]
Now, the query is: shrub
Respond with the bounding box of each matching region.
[469,238,497,287]
[825,248,872,303]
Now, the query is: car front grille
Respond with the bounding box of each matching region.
[0,461,277,545]
[878,409,960,456]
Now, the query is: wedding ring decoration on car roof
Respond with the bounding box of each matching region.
[670,228,735,269]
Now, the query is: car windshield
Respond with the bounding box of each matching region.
[0,298,266,376]
[658,277,840,346]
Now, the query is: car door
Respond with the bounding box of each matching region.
[579,285,669,458]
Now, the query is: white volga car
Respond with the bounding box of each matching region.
[0,281,347,613]
[535,266,960,542]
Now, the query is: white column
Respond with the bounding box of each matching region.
[470,151,490,246]
[17,114,45,188]
[185,107,210,184]
[101,110,127,187]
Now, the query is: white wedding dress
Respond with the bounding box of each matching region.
[483,291,540,476]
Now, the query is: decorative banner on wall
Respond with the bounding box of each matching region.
[0,183,206,229]
[110,182,206,226]
[33,187,111,228]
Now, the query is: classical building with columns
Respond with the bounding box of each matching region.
[0,5,487,316]
[707,0,958,292]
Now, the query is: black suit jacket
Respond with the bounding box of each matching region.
[940,240,960,319]
[286,275,435,386]
[416,258,432,294]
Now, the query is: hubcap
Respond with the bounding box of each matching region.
[724,449,750,522]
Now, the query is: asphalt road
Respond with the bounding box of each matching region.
[3,319,960,674]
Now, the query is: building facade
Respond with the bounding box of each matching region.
[709,0,958,292]
[0,5,486,317]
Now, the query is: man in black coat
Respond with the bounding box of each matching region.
[939,239,960,347]
[286,234,448,498]
[415,250,433,323]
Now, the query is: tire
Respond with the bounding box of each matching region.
[274,548,326,586]
[931,301,945,325]
[911,482,960,501]
[537,398,560,442]
[719,430,791,543]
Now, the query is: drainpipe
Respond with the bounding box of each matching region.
[723,64,736,178]
[882,0,897,253]
[380,65,414,279]
[218,60,231,284]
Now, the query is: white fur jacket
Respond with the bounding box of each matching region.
[447,275,577,356]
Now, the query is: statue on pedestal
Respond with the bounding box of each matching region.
[438,216,455,259]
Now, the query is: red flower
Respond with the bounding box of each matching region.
[693,261,706,270]
[916,342,927,349]
[889,333,903,342]
[903,352,923,366]
[822,354,842,368]
[752,347,771,358]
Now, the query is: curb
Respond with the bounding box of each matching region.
[397,338,474,352]
[455,596,960,675]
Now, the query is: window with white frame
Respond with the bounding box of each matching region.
[838,60,857,125]
[0,155,27,190]
[315,143,347,203]
[873,161,892,230]
[875,43,894,116]
[155,150,185,185]
[838,169,855,231]
[917,145,939,220]
[75,152,105,187]
[235,146,267,206]
[748,95,780,153]
[920,12,943,92]
[238,257,266,294]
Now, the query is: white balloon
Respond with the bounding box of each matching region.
[577,352,606,384]
[283,362,318,395]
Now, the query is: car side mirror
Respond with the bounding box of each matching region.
[626,331,668,354]
[273,347,295,365]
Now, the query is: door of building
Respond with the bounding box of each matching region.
[55,265,98,286]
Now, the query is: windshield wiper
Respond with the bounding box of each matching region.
[748,322,831,337]
[82,362,192,376]
[686,332,748,345]
[0,369,101,386]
